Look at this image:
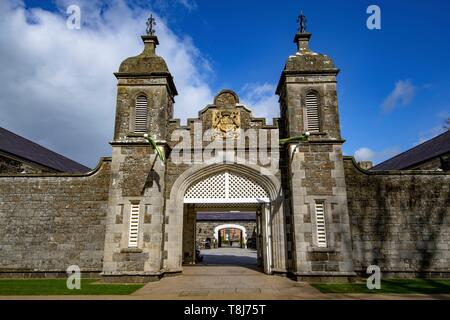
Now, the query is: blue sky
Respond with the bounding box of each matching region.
[2,0,449,167]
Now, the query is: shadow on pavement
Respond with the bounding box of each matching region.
[194,248,261,271]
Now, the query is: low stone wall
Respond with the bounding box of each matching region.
[0,158,111,276]
[344,157,450,277]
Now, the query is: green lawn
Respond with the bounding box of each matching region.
[0,279,144,295]
[311,279,450,294]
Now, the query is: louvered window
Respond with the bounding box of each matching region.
[306,93,320,132]
[128,203,140,248]
[134,95,148,133]
[315,201,327,247]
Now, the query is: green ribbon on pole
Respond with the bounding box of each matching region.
[279,132,310,145]
[144,134,166,163]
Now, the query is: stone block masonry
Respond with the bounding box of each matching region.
[344,157,450,277]
[0,159,111,276]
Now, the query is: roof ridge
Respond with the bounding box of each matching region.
[372,129,449,170]
[0,126,90,172]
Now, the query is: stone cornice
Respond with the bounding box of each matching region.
[276,69,340,95]
[114,71,178,96]
[305,139,346,144]
[110,141,168,147]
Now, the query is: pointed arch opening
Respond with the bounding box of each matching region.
[164,163,286,275]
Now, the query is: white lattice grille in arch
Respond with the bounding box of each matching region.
[184,171,269,203]
[228,172,267,199]
[184,172,226,199]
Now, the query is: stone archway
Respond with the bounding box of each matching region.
[214,223,247,248]
[164,163,287,275]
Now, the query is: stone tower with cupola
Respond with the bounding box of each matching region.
[276,27,356,280]
[101,30,177,281]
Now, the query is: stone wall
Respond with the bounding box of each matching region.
[0,159,111,276]
[344,157,450,277]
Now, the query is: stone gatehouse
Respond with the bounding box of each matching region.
[0,26,449,282]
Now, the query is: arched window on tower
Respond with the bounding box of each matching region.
[305,92,320,132]
[134,95,148,133]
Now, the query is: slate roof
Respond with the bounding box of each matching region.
[371,130,450,171]
[197,212,256,221]
[0,127,91,173]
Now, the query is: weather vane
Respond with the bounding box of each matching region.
[297,11,307,33]
[146,14,156,36]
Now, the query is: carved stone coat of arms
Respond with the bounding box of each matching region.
[212,109,241,139]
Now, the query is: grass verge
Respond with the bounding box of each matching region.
[311,279,450,294]
[0,279,144,295]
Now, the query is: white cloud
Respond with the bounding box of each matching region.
[381,79,416,113]
[415,126,446,145]
[413,110,449,145]
[0,0,212,168]
[354,148,375,162]
[177,0,198,11]
[240,83,279,123]
[356,111,449,164]
[354,146,400,164]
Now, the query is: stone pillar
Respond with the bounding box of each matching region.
[262,203,273,274]
[256,208,263,266]
[182,204,196,264]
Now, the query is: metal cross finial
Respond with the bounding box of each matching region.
[297,11,307,33]
[146,14,156,36]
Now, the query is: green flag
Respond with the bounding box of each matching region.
[144,134,166,163]
[279,132,311,145]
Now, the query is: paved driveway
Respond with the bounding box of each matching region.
[133,264,322,300]
[133,248,320,299]
[199,248,257,266]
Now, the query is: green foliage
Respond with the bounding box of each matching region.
[0,279,144,295]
